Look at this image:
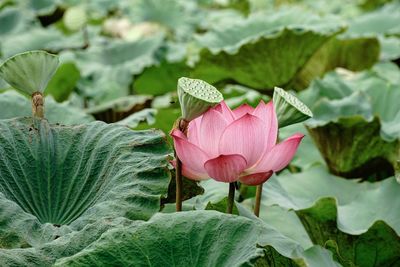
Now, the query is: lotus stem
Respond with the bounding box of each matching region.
[175,153,183,212]
[32,92,44,118]
[226,182,235,214]
[174,118,189,212]
[254,183,263,217]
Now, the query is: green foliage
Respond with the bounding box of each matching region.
[0,50,59,95]
[0,1,399,266]
[193,10,343,90]
[297,199,400,267]
[46,62,80,102]
[302,66,400,177]
[292,36,380,89]
[54,211,265,266]
[0,117,171,265]
[0,118,170,225]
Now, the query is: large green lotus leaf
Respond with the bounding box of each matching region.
[342,2,400,60]
[0,118,170,265]
[0,91,94,125]
[256,204,314,250]
[160,180,342,265]
[344,3,400,37]
[0,117,170,225]
[244,199,398,267]
[53,211,340,267]
[53,211,265,266]
[254,167,400,266]
[262,166,400,235]
[301,68,400,177]
[245,170,400,266]
[296,198,400,267]
[307,117,398,178]
[192,9,343,90]
[0,192,137,266]
[292,36,379,89]
[0,50,59,96]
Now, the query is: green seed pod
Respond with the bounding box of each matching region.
[177,77,223,121]
[273,87,313,128]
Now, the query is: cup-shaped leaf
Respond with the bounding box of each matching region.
[273,87,313,128]
[0,50,59,96]
[177,77,223,121]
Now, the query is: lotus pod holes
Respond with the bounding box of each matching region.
[177,77,223,121]
[273,87,313,128]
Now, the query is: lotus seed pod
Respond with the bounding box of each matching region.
[177,77,223,121]
[273,87,313,128]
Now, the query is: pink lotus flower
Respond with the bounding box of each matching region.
[171,101,304,185]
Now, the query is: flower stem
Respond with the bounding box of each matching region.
[175,152,183,212]
[226,182,235,214]
[32,92,44,118]
[254,183,263,217]
[174,118,189,212]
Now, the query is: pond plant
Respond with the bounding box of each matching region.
[1,1,400,265]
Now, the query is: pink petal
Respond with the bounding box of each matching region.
[233,104,254,119]
[251,133,304,173]
[219,114,266,168]
[252,101,278,151]
[239,171,273,186]
[170,159,209,181]
[182,165,209,181]
[197,109,228,157]
[214,101,235,123]
[204,154,247,183]
[171,129,210,176]
[187,116,202,144]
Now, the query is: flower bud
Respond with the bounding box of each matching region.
[273,87,313,128]
[177,77,223,121]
